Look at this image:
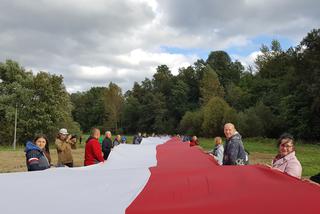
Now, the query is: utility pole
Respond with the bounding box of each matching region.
[13,104,17,150]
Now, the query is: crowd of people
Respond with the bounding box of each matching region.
[24,123,316,181]
[185,123,303,179]
[25,128,138,170]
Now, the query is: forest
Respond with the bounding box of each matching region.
[0,29,319,145]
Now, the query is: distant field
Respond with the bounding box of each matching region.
[0,136,319,177]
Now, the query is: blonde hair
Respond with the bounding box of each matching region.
[214,137,222,145]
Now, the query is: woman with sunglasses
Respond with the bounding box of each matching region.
[272,133,302,178]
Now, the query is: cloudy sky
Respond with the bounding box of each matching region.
[1,0,319,93]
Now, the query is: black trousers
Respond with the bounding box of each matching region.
[103,149,111,160]
[64,162,73,167]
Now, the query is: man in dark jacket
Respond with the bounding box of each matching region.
[223,123,248,165]
[102,131,113,160]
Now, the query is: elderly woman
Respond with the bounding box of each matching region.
[25,134,51,171]
[272,133,302,179]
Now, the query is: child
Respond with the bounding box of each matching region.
[212,137,224,165]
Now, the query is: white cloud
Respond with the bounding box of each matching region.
[0,0,319,93]
[117,48,196,74]
[231,51,262,69]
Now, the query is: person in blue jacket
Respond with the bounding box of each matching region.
[121,136,127,144]
[25,134,51,171]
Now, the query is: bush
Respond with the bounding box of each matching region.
[179,110,203,136]
[201,97,237,137]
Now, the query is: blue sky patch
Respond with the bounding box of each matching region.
[162,35,295,62]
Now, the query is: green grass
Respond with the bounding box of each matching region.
[1,136,319,177]
[199,137,320,177]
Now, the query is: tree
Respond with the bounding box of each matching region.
[177,66,201,110]
[199,64,224,104]
[104,82,124,133]
[0,60,80,145]
[201,97,237,137]
[207,51,242,88]
[238,102,278,137]
[71,87,105,132]
[179,110,203,136]
[153,65,173,96]
[168,78,190,121]
[122,96,141,133]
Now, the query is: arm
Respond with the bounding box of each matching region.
[101,140,106,153]
[110,139,114,149]
[215,146,224,165]
[26,150,48,171]
[55,139,65,152]
[285,161,302,179]
[68,138,77,149]
[93,142,104,162]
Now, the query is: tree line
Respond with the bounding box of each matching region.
[0,62,80,145]
[0,29,319,145]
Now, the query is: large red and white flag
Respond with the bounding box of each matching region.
[0,137,319,214]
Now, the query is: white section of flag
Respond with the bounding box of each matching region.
[0,136,170,214]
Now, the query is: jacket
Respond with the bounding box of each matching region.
[272,151,302,178]
[84,137,104,166]
[213,144,224,165]
[223,132,247,165]
[133,135,142,144]
[25,142,50,171]
[190,139,199,147]
[113,139,120,147]
[102,137,113,160]
[55,138,75,165]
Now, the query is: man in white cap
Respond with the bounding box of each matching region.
[55,128,76,167]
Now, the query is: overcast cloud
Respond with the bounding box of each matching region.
[0,0,319,93]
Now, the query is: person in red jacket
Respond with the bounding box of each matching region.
[190,135,199,147]
[84,128,104,166]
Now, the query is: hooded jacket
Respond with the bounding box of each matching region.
[223,132,247,165]
[25,141,50,171]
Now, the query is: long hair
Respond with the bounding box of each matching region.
[33,134,51,164]
[34,134,50,153]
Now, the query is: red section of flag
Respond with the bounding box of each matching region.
[126,137,320,214]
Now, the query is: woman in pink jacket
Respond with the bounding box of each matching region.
[272,133,302,179]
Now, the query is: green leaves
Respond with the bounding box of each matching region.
[0,60,80,145]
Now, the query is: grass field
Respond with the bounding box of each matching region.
[0,136,319,177]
